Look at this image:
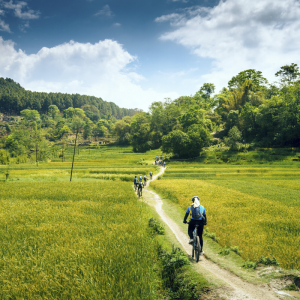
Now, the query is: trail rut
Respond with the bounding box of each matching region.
[143,167,286,300]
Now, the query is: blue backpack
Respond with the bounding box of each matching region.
[190,205,203,219]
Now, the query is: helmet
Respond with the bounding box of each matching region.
[191,196,199,202]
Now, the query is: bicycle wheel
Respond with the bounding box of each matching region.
[195,236,201,262]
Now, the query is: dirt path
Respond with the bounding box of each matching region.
[144,167,286,300]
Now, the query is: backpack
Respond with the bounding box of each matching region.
[190,205,202,219]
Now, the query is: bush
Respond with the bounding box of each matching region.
[242,260,257,269]
[148,218,165,235]
[230,246,243,256]
[0,149,9,164]
[219,247,230,256]
[257,256,280,266]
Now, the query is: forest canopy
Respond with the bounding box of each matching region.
[0,77,138,120]
[114,64,300,157]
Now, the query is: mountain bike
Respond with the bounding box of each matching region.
[187,223,202,262]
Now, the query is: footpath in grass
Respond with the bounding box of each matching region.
[152,161,300,271]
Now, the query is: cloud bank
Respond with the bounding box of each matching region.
[0,37,177,110]
[156,0,300,90]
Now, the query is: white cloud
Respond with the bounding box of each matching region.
[113,22,121,27]
[0,37,178,110]
[0,19,10,32]
[95,5,113,17]
[1,0,39,19]
[156,0,300,91]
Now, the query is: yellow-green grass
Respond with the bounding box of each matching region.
[162,164,300,207]
[0,181,159,299]
[0,145,160,182]
[151,179,300,270]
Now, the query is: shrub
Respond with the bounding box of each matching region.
[148,218,165,235]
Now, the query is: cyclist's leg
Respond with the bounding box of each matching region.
[197,221,204,250]
[188,220,195,239]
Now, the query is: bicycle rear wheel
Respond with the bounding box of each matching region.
[195,236,201,262]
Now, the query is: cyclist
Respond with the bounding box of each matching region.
[183,196,206,254]
[133,175,138,191]
[163,161,166,168]
[150,171,153,180]
[139,174,143,182]
[156,155,159,161]
[143,175,147,186]
[160,154,163,160]
[137,180,143,196]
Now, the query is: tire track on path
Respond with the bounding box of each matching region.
[144,166,284,300]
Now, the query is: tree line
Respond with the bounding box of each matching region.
[0,77,139,120]
[114,64,300,157]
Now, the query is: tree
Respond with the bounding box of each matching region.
[48,105,60,120]
[162,127,210,158]
[130,113,151,152]
[32,127,44,166]
[83,122,92,140]
[275,63,300,83]
[194,83,216,110]
[70,117,85,181]
[114,117,132,145]
[162,130,190,158]
[225,126,242,151]
[228,69,268,91]
[20,109,40,122]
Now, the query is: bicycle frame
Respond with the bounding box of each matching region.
[186,222,201,262]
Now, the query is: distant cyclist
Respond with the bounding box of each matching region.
[160,154,163,160]
[150,171,153,180]
[139,175,143,182]
[144,175,147,186]
[156,155,159,161]
[133,175,138,191]
[163,161,166,168]
[183,196,207,255]
[137,180,143,196]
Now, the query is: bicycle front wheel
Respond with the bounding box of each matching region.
[195,236,201,262]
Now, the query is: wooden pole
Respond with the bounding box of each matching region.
[70,131,78,182]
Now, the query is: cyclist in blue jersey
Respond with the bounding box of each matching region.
[183,196,207,254]
[139,175,143,182]
[150,171,153,180]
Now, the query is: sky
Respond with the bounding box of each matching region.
[1,0,300,111]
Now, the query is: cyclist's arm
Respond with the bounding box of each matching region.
[203,208,207,223]
[183,207,190,223]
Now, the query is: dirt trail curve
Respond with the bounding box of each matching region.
[144,166,286,300]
